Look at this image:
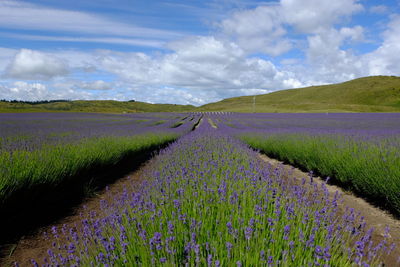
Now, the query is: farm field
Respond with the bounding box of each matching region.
[1,112,399,266]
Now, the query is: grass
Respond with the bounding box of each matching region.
[241,133,400,215]
[200,76,400,112]
[0,133,178,207]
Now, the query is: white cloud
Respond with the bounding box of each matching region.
[304,28,364,82]
[217,0,363,56]
[0,0,182,47]
[77,80,113,90]
[298,14,400,84]
[4,49,68,80]
[0,81,96,101]
[0,81,48,100]
[281,0,363,33]
[140,86,209,106]
[363,15,400,75]
[370,5,388,14]
[0,47,17,72]
[98,36,302,93]
[2,34,166,48]
[219,5,292,55]
[339,26,365,42]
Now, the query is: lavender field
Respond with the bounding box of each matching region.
[1,112,399,266]
[0,112,201,246]
[0,112,197,152]
[0,113,199,199]
[222,113,400,215]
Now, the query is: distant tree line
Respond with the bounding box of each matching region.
[0,99,71,105]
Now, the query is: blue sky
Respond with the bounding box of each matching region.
[0,0,399,105]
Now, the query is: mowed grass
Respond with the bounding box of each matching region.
[241,134,400,215]
[0,133,178,207]
[200,76,400,112]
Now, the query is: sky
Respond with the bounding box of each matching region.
[0,0,399,106]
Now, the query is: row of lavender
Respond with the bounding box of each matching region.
[0,112,196,152]
[210,113,400,215]
[0,112,200,207]
[30,119,394,266]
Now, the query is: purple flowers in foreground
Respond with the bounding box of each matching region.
[27,117,394,266]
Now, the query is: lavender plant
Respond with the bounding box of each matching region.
[0,113,201,207]
[37,121,393,266]
[241,133,400,214]
[0,112,197,152]
[206,112,400,215]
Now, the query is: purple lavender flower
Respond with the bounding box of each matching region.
[207,254,213,266]
[168,221,174,234]
[245,227,253,240]
[226,242,233,258]
[260,250,265,261]
[30,259,39,267]
[67,243,76,254]
[149,232,163,250]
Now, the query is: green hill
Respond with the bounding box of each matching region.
[1,76,400,113]
[0,100,195,113]
[200,76,400,112]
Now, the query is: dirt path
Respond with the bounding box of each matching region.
[0,157,157,266]
[259,154,400,266]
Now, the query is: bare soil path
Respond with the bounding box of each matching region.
[259,154,400,266]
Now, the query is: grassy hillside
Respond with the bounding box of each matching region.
[2,76,399,113]
[0,100,195,113]
[200,76,400,112]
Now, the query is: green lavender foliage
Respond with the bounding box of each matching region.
[0,134,178,204]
